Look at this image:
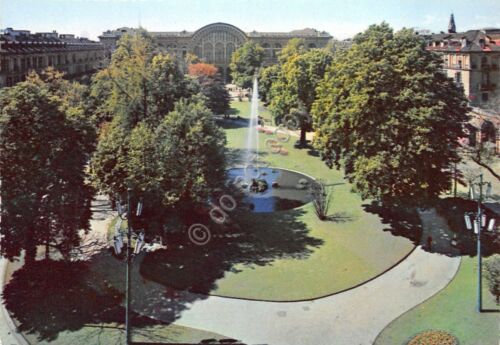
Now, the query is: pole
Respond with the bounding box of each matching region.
[477,174,482,312]
[125,187,132,344]
[453,162,457,198]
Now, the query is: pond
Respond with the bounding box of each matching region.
[227,167,315,213]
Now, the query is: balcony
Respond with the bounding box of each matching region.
[480,84,496,91]
[451,63,463,69]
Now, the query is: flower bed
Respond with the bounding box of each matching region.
[407,330,458,345]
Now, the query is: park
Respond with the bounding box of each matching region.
[0,18,499,345]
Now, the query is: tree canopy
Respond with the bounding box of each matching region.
[188,63,230,115]
[90,96,226,232]
[91,32,196,130]
[229,41,264,89]
[0,73,94,262]
[269,47,334,145]
[312,23,469,204]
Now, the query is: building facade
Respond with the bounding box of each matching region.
[0,28,107,88]
[425,17,500,153]
[99,22,332,80]
[426,27,500,108]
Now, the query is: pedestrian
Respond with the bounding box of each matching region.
[427,235,432,250]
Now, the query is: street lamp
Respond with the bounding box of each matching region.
[464,174,492,312]
[114,188,144,345]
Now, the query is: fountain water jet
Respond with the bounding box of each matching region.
[245,76,260,174]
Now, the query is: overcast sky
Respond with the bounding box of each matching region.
[1,0,500,40]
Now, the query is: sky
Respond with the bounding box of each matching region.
[1,0,500,41]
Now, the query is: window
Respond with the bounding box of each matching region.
[482,93,489,102]
[1,58,9,72]
[481,57,488,69]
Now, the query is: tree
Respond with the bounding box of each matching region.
[155,96,227,215]
[229,41,264,89]
[90,96,226,231]
[0,79,93,263]
[188,63,230,115]
[93,31,194,130]
[312,23,469,204]
[278,38,306,64]
[199,77,231,115]
[188,63,218,78]
[258,64,280,104]
[269,48,334,145]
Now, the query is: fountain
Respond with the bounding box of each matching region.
[245,76,260,171]
[227,76,315,212]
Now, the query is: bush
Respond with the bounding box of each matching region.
[407,330,458,345]
[484,254,500,304]
[310,179,332,221]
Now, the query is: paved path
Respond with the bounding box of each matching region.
[0,258,29,345]
[0,197,461,345]
[0,195,113,345]
[173,247,459,345]
[166,209,461,345]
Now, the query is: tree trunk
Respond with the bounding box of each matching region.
[471,156,500,182]
[45,239,50,260]
[300,127,307,147]
[25,242,36,265]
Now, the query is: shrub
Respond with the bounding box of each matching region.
[310,179,332,221]
[407,330,458,345]
[484,254,500,304]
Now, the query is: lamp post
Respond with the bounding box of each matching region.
[125,187,132,345]
[464,174,492,312]
[115,188,144,345]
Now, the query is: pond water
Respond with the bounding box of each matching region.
[227,167,315,213]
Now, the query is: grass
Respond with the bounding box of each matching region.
[4,254,231,345]
[374,256,499,345]
[202,101,416,300]
[228,100,273,122]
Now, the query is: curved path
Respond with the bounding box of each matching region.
[0,198,461,345]
[173,246,460,345]
[133,208,460,345]
[93,202,461,345]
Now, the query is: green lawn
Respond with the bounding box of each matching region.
[374,257,499,345]
[229,100,273,122]
[202,101,416,300]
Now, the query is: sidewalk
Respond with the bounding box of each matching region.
[0,257,29,345]
[164,210,461,345]
[0,195,113,345]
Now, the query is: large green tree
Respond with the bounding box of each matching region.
[91,96,226,231]
[312,23,469,204]
[258,64,280,104]
[0,77,93,263]
[92,31,195,129]
[188,63,230,115]
[269,48,334,145]
[229,41,264,89]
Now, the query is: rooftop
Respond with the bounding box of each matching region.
[426,28,500,53]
